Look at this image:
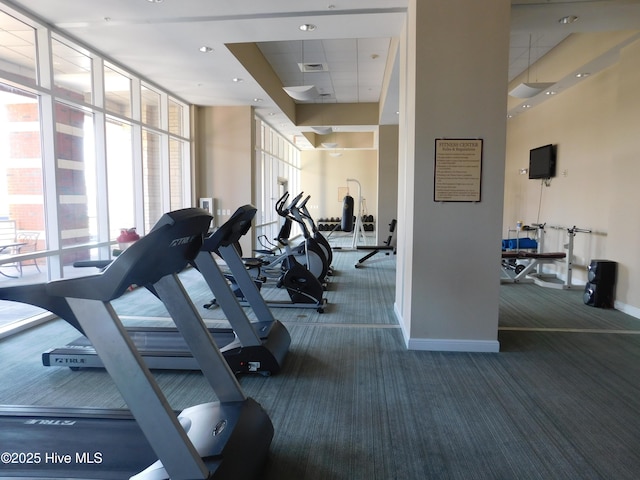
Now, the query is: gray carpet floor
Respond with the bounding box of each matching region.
[1,247,640,479]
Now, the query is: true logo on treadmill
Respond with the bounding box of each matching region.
[55,358,86,364]
[24,419,77,426]
[169,235,196,247]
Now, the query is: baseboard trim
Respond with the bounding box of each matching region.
[407,337,500,353]
[394,303,500,353]
[614,300,640,320]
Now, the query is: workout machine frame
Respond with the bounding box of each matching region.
[0,208,273,479]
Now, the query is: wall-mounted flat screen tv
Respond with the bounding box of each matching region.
[529,144,556,179]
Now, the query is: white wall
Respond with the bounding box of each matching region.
[300,149,378,229]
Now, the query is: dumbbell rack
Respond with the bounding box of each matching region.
[317,215,375,233]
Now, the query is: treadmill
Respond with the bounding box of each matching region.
[0,207,272,479]
[41,205,290,376]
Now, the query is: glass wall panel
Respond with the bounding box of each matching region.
[141,84,160,128]
[168,98,183,136]
[0,11,37,84]
[0,301,46,332]
[55,102,96,266]
[105,116,134,238]
[61,246,106,278]
[169,138,184,211]
[104,63,131,118]
[254,119,300,247]
[0,84,46,281]
[142,128,162,231]
[0,2,191,334]
[51,38,92,104]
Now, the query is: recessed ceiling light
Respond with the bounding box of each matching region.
[232,77,243,83]
[545,91,557,95]
[559,15,578,24]
[199,46,213,53]
[147,0,163,3]
[522,104,531,109]
[299,24,317,32]
[253,98,263,102]
[576,72,590,78]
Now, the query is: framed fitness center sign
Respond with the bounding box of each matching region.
[433,138,483,202]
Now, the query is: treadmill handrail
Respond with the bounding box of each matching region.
[47,208,212,302]
[201,204,257,252]
[0,283,83,332]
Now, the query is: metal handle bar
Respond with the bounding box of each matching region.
[287,191,305,212]
[567,226,592,235]
[296,195,313,219]
[298,195,310,210]
[275,191,290,216]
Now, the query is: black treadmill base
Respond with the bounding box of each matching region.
[42,321,290,376]
[0,406,160,479]
[0,399,272,480]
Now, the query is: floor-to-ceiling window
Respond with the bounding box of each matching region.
[105,116,134,237]
[0,4,192,335]
[254,119,301,248]
[143,128,163,232]
[168,99,189,212]
[54,102,97,265]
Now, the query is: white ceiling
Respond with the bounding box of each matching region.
[3,0,640,146]
[257,37,392,104]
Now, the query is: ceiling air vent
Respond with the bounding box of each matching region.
[298,63,329,72]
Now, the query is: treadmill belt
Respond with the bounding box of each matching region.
[42,327,238,370]
[42,322,280,372]
[67,326,237,353]
[0,408,157,479]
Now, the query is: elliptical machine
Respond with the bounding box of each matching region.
[291,194,334,276]
[275,213,326,310]
[256,192,329,284]
[208,193,327,313]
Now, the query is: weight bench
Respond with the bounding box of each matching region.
[355,219,396,268]
[501,251,566,284]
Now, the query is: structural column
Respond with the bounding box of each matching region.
[377,125,399,244]
[395,0,510,352]
[196,105,254,252]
